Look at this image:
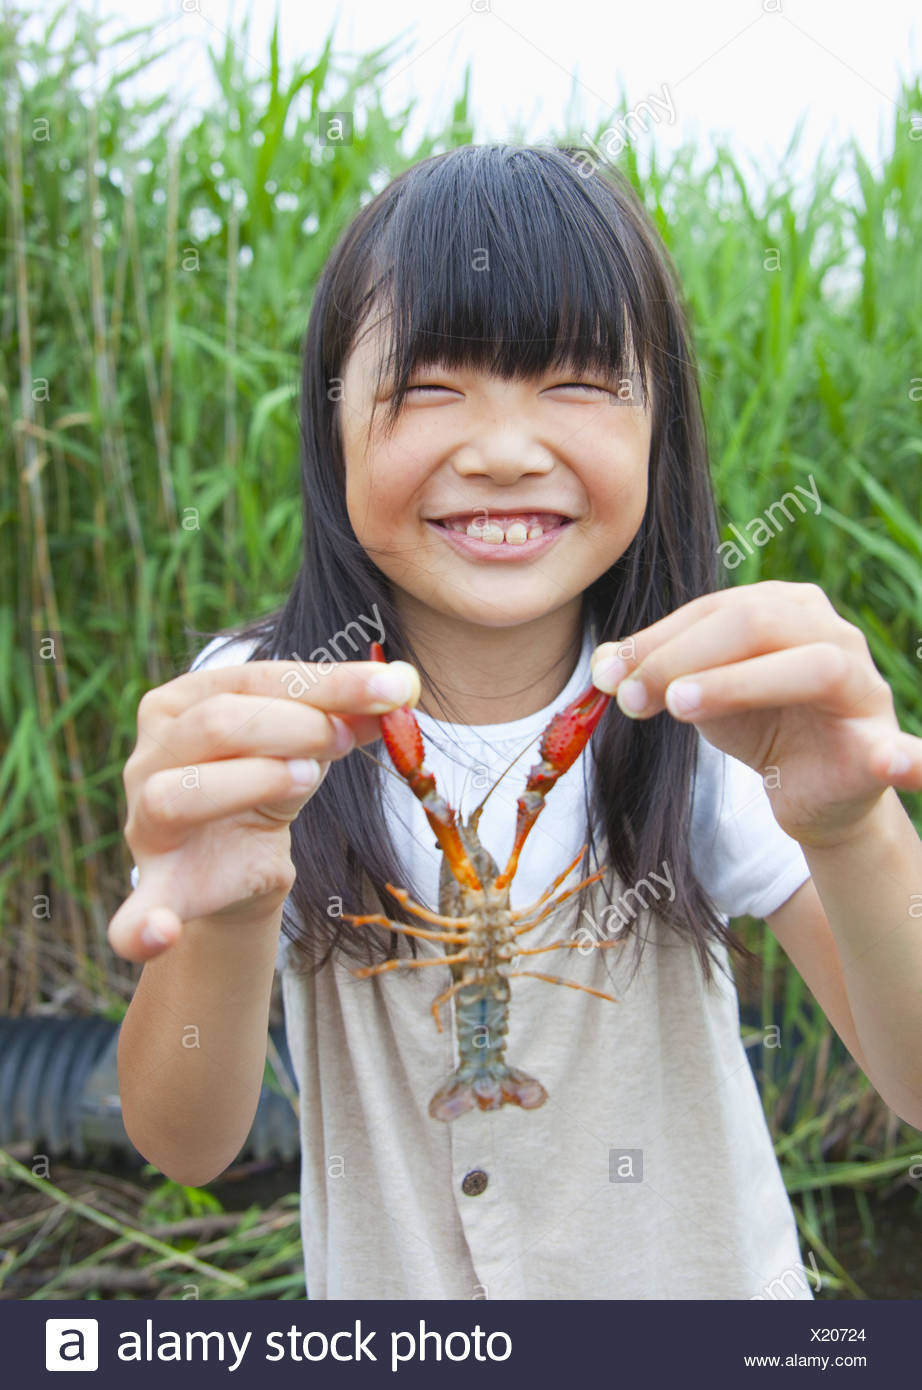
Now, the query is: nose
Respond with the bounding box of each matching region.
[450,429,555,484]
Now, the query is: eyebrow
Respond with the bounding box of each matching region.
[402,360,625,381]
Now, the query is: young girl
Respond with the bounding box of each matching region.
[112,143,922,1301]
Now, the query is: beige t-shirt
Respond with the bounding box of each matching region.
[184,632,815,1300]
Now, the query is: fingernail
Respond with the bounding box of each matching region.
[141,909,174,950]
[886,748,911,776]
[665,681,701,716]
[287,757,322,790]
[367,662,420,709]
[591,654,628,692]
[329,715,356,755]
[617,679,648,715]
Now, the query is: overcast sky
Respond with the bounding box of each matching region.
[38,0,922,204]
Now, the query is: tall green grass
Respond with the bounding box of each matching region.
[2,5,920,1292]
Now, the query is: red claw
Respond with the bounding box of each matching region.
[494,682,610,890]
[369,642,426,781]
[369,643,482,892]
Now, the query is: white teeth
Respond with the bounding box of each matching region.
[461,518,504,542]
[442,515,558,543]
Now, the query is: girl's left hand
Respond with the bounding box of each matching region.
[590,580,922,850]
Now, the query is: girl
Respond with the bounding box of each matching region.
[112,144,922,1301]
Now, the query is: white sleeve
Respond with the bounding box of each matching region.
[689,734,811,920]
[187,633,260,673]
[275,931,292,973]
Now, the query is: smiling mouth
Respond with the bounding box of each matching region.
[429,512,572,546]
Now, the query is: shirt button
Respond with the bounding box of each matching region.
[462,1169,488,1196]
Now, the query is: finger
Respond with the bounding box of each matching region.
[869,736,922,789]
[131,755,331,843]
[111,822,298,962]
[253,753,336,822]
[108,901,182,964]
[128,694,364,780]
[590,581,833,691]
[151,658,421,720]
[609,644,890,724]
[591,601,858,720]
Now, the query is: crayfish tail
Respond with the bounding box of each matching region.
[429,980,548,1120]
[428,1064,548,1122]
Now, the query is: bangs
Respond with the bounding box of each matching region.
[341,146,653,433]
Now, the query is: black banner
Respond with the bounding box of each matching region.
[2,1297,915,1387]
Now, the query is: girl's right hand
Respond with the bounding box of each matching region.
[108,657,420,962]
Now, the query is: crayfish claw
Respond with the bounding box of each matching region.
[370,642,482,892]
[495,682,610,889]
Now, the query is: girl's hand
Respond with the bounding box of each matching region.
[590,580,922,850]
[109,658,420,962]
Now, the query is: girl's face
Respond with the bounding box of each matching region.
[339,320,653,634]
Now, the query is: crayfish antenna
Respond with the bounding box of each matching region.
[467,728,543,834]
[494,682,610,890]
[369,642,483,892]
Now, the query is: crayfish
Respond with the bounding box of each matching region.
[343,642,620,1121]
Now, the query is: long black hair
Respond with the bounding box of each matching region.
[189,143,753,988]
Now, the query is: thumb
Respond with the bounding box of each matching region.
[108,891,182,963]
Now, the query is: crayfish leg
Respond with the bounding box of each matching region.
[512,867,608,935]
[429,977,469,1033]
[342,911,469,945]
[507,939,625,957]
[508,844,588,919]
[382,883,478,930]
[353,951,470,980]
[505,968,619,1004]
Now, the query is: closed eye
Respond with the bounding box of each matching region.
[551,382,610,393]
[402,381,611,397]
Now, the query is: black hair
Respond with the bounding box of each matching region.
[189,143,753,988]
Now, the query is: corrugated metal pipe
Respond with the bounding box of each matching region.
[0,1018,299,1166]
